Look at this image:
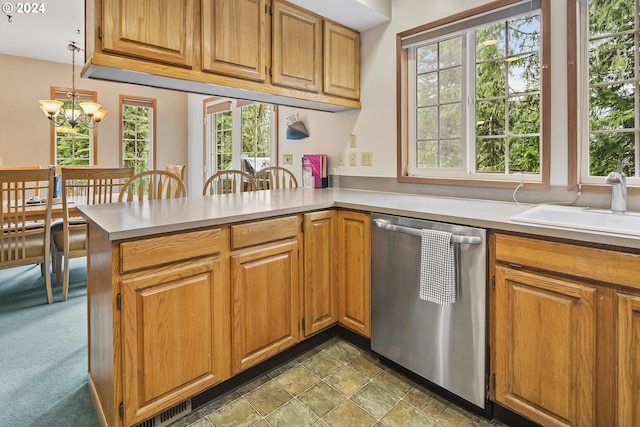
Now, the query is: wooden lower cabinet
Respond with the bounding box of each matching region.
[87,210,375,426]
[231,240,300,373]
[87,226,230,427]
[492,232,640,427]
[120,257,229,425]
[303,210,337,336]
[337,210,370,337]
[616,291,640,426]
[493,265,596,427]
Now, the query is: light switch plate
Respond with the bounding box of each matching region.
[338,152,345,166]
[350,134,357,148]
[361,152,373,166]
[282,154,293,165]
[349,152,357,166]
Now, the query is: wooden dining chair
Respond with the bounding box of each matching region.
[118,170,187,202]
[165,164,185,180]
[51,167,134,301]
[254,166,298,190]
[0,167,55,303]
[202,169,256,195]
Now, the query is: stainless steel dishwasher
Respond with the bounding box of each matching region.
[371,213,487,409]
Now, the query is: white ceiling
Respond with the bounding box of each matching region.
[0,0,391,65]
[0,2,85,64]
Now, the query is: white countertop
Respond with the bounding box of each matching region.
[76,188,640,249]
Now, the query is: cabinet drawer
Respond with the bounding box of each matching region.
[231,216,298,250]
[495,233,640,289]
[120,228,222,273]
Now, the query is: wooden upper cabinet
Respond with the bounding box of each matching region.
[101,0,196,67]
[272,0,322,92]
[323,20,360,99]
[201,0,268,81]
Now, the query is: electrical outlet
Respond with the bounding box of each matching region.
[349,152,357,167]
[338,152,345,166]
[361,152,373,166]
[349,134,357,148]
[282,154,293,165]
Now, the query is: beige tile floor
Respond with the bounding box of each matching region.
[170,337,504,427]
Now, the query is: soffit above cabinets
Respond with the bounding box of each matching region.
[288,0,391,31]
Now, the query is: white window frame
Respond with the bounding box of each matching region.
[120,96,156,173]
[575,0,640,186]
[204,99,276,177]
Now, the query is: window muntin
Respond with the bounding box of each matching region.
[409,10,541,180]
[52,88,97,166]
[206,100,275,176]
[577,0,638,184]
[400,0,549,188]
[415,36,464,169]
[121,97,155,174]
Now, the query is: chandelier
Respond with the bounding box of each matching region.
[39,43,108,129]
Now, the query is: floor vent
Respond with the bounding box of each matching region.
[133,400,192,427]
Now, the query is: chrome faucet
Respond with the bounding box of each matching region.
[605,159,629,213]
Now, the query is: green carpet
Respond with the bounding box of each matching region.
[0,258,99,427]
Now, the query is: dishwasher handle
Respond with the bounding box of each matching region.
[373,219,482,245]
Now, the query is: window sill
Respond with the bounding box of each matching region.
[398,175,550,191]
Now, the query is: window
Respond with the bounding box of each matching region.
[50,87,98,166]
[205,99,275,176]
[120,96,155,174]
[569,0,639,189]
[398,0,550,188]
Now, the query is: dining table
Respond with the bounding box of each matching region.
[2,200,77,223]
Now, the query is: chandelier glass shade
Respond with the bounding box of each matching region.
[39,43,108,129]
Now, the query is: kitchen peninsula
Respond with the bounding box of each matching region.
[78,188,640,427]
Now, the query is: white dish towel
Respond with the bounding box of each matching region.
[419,228,456,305]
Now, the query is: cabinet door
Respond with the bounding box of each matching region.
[303,211,337,336]
[101,0,195,67]
[494,266,596,427]
[337,211,370,337]
[121,257,229,426]
[272,1,322,92]
[617,292,640,426]
[231,240,299,372]
[323,21,360,99]
[201,0,268,81]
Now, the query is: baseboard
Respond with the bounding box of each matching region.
[87,374,110,427]
[493,403,543,427]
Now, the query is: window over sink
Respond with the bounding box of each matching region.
[397,0,550,189]
[568,0,640,191]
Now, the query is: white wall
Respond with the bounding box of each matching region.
[186,98,361,192]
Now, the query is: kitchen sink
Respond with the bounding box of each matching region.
[511,204,640,237]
